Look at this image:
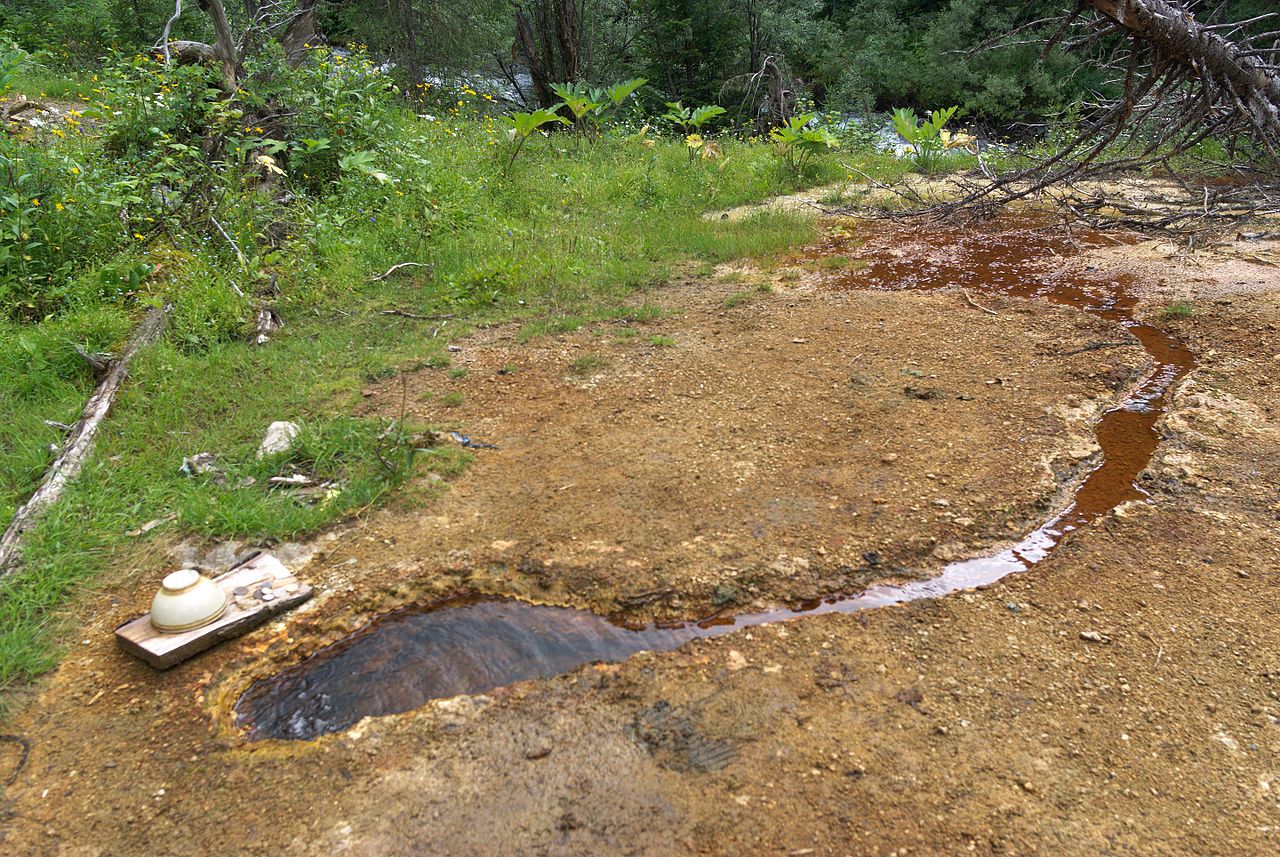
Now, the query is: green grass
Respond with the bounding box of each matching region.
[724,283,774,307]
[568,353,611,375]
[1161,300,1195,320]
[648,335,677,347]
[0,92,946,702]
[517,303,665,341]
[7,67,90,100]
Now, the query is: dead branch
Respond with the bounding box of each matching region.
[371,261,432,282]
[907,1,1280,237]
[164,40,220,65]
[1062,340,1135,355]
[1,734,31,787]
[0,305,171,580]
[720,56,795,133]
[199,0,242,87]
[962,289,999,315]
[380,309,454,321]
[1,99,45,134]
[3,100,43,118]
[210,214,250,270]
[160,0,184,65]
[158,0,320,86]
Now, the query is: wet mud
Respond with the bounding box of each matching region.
[12,213,1279,857]
[237,218,1195,742]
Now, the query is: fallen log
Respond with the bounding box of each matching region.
[908,1,1280,236]
[0,304,171,579]
[1087,0,1280,151]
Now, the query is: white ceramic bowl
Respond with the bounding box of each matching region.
[150,569,228,632]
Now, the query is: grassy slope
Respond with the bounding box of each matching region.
[0,96,925,698]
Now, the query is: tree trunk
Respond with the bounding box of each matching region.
[197,0,241,88]
[515,8,556,107]
[744,0,764,74]
[554,0,580,83]
[396,0,418,72]
[513,0,583,107]
[280,0,320,66]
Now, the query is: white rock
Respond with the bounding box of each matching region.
[257,421,301,459]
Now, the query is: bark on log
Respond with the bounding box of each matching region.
[166,40,219,66]
[280,0,319,67]
[0,305,171,580]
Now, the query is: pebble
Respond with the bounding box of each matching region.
[1080,630,1109,643]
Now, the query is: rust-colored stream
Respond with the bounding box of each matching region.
[236,219,1194,741]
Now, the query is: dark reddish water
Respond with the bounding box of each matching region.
[236,219,1194,741]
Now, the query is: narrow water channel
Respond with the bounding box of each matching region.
[236,219,1194,741]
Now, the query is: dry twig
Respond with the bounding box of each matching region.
[371,262,432,282]
[962,289,999,315]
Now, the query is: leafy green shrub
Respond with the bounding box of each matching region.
[503,108,570,170]
[91,54,219,157]
[661,102,727,160]
[661,101,727,136]
[0,41,22,97]
[255,46,399,189]
[1161,300,1194,320]
[2,0,127,60]
[0,138,139,318]
[549,77,647,140]
[889,106,973,174]
[769,113,839,172]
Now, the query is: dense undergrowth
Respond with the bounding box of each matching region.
[0,45,944,698]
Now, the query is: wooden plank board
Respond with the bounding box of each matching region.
[114,552,312,670]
